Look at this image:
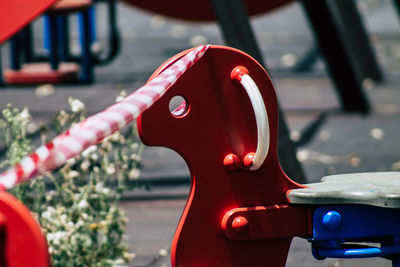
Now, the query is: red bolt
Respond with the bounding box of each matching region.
[223,153,240,170]
[243,152,256,169]
[230,66,249,82]
[232,216,249,232]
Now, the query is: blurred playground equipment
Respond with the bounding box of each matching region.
[1,2,399,266]
[1,0,120,84]
[0,45,399,266]
[1,0,389,182]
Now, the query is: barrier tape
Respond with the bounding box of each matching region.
[0,45,210,190]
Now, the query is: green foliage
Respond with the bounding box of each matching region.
[0,92,141,266]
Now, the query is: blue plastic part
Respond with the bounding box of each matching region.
[322,211,342,231]
[10,35,20,70]
[43,15,50,52]
[311,205,400,265]
[48,14,59,70]
[89,7,96,43]
[312,205,400,241]
[79,7,96,44]
[314,244,400,259]
[57,15,69,62]
[78,10,93,83]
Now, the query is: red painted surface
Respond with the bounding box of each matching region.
[122,0,292,22]
[138,46,307,267]
[4,62,79,84]
[0,0,56,43]
[221,205,311,241]
[0,191,49,267]
[49,0,92,14]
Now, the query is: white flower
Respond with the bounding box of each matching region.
[90,153,99,161]
[69,98,85,113]
[111,132,121,142]
[80,160,90,172]
[124,252,136,261]
[84,238,92,247]
[113,259,124,265]
[109,131,126,143]
[54,231,65,239]
[42,210,52,220]
[82,213,88,219]
[68,170,79,179]
[101,139,112,150]
[115,90,127,102]
[158,249,168,257]
[70,235,78,246]
[57,110,68,126]
[130,143,139,151]
[67,221,74,228]
[60,214,67,224]
[130,154,141,161]
[129,168,140,180]
[45,194,53,202]
[20,107,31,120]
[75,220,84,228]
[66,158,76,166]
[42,207,55,219]
[106,164,116,175]
[27,122,39,134]
[102,188,110,194]
[95,182,104,192]
[42,207,55,220]
[78,200,89,209]
[47,233,55,241]
[82,145,97,157]
[115,95,125,102]
[52,231,66,245]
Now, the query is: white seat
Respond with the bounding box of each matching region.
[287,172,400,208]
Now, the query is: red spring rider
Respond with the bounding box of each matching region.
[139,45,400,267]
[138,45,309,266]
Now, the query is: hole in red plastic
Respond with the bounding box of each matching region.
[169,96,189,118]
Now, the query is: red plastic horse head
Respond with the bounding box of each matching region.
[138,46,305,266]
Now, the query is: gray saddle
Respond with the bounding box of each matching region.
[287,172,400,208]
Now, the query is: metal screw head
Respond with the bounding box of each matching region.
[230,66,249,82]
[223,154,240,170]
[243,152,255,169]
[322,211,342,231]
[232,216,249,232]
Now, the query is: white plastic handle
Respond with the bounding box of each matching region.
[232,67,269,170]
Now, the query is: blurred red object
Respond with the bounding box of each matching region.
[0,191,49,266]
[121,0,292,21]
[0,0,56,43]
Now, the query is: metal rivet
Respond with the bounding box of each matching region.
[322,211,342,231]
[243,152,255,169]
[230,66,249,82]
[223,154,240,170]
[232,216,248,232]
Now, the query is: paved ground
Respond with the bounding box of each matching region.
[2,1,400,266]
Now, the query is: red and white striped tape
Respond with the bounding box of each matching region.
[0,45,210,190]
